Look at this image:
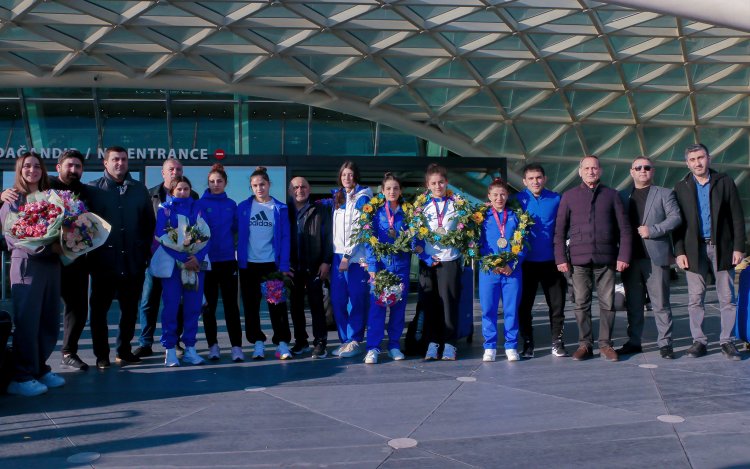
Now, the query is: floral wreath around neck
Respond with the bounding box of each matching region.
[479,201,534,272]
[353,193,413,261]
[405,189,486,264]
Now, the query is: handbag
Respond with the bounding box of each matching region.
[149,245,175,278]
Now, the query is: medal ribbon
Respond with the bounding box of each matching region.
[492,207,508,242]
[432,198,449,230]
[385,202,396,233]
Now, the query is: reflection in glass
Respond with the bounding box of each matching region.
[171,101,236,152]
[311,109,373,156]
[26,100,97,151]
[100,100,168,148]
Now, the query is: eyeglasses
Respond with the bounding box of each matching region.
[632,165,653,171]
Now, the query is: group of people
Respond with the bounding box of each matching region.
[1,142,746,398]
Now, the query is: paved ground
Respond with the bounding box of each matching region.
[1,275,749,468]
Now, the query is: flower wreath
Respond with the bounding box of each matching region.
[479,203,534,272]
[353,193,413,261]
[406,189,487,264]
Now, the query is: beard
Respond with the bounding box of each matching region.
[62,172,81,183]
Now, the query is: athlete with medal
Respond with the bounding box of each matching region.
[478,178,527,362]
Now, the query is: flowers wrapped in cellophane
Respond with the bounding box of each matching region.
[58,190,110,265]
[3,190,65,252]
[370,270,404,307]
[261,271,292,305]
[157,213,211,291]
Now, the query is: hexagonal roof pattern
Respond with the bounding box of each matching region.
[0,1,748,198]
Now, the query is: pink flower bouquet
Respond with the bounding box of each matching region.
[3,190,65,251]
[371,270,404,307]
[57,190,110,264]
[261,272,290,305]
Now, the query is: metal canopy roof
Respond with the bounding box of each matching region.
[0,0,749,192]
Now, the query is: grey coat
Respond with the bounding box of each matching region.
[619,185,682,267]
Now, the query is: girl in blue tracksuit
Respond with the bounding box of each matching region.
[364,173,410,364]
[236,166,293,360]
[157,176,210,367]
[479,177,526,362]
[199,163,241,362]
[331,161,372,358]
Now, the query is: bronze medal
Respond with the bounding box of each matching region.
[435,227,447,235]
[497,237,508,248]
[388,228,397,239]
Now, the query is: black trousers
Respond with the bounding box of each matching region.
[89,271,144,359]
[239,262,291,345]
[518,260,567,344]
[203,260,242,347]
[419,259,462,346]
[289,268,328,346]
[60,258,90,356]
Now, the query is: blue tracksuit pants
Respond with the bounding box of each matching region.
[160,266,205,349]
[331,253,369,343]
[366,267,409,351]
[479,270,522,350]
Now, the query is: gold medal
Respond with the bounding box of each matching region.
[388,228,397,238]
[435,227,447,235]
[497,237,508,248]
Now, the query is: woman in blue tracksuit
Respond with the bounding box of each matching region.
[331,161,372,359]
[479,177,526,362]
[236,166,293,360]
[157,176,210,367]
[199,163,242,362]
[364,173,410,364]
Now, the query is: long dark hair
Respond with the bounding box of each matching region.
[14,152,50,195]
[335,160,361,209]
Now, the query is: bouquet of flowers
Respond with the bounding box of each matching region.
[57,190,110,265]
[370,270,404,307]
[3,190,65,251]
[157,213,211,291]
[261,272,291,305]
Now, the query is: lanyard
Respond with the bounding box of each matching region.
[431,198,449,229]
[492,207,508,239]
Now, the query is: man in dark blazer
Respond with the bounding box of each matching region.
[88,146,155,369]
[673,143,745,360]
[618,157,682,359]
[554,155,631,362]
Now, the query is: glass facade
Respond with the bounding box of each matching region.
[0,88,423,159]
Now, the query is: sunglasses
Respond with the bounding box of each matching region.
[632,165,653,171]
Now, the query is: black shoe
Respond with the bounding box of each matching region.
[521,340,534,358]
[61,354,89,371]
[659,345,675,359]
[133,346,153,358]
[291,342,311,356]
[175,343,185,359]
[96,358,111,369]
[312,342,327,359]
[616,342,643,356]
[720,342,741,361]
[551,342,569,357]
[115,351,142,365]
[686,341,707,358]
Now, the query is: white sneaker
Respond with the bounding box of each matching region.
[442,344,457,361]
[364,349,379,364]
[425,342,439,360]
[207,344,221,360]
[39,372,65,388]
[252,341,265,359]
[505,349,520,362]
[483,349,497,362]
[388,348,405,361]
[331,344,345,357]
[231,346,245,362]
[7,379,48,396]
[183,346,205,365]
[339,340,362,358]
[165,348,180,367]
[275,342,292,360]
